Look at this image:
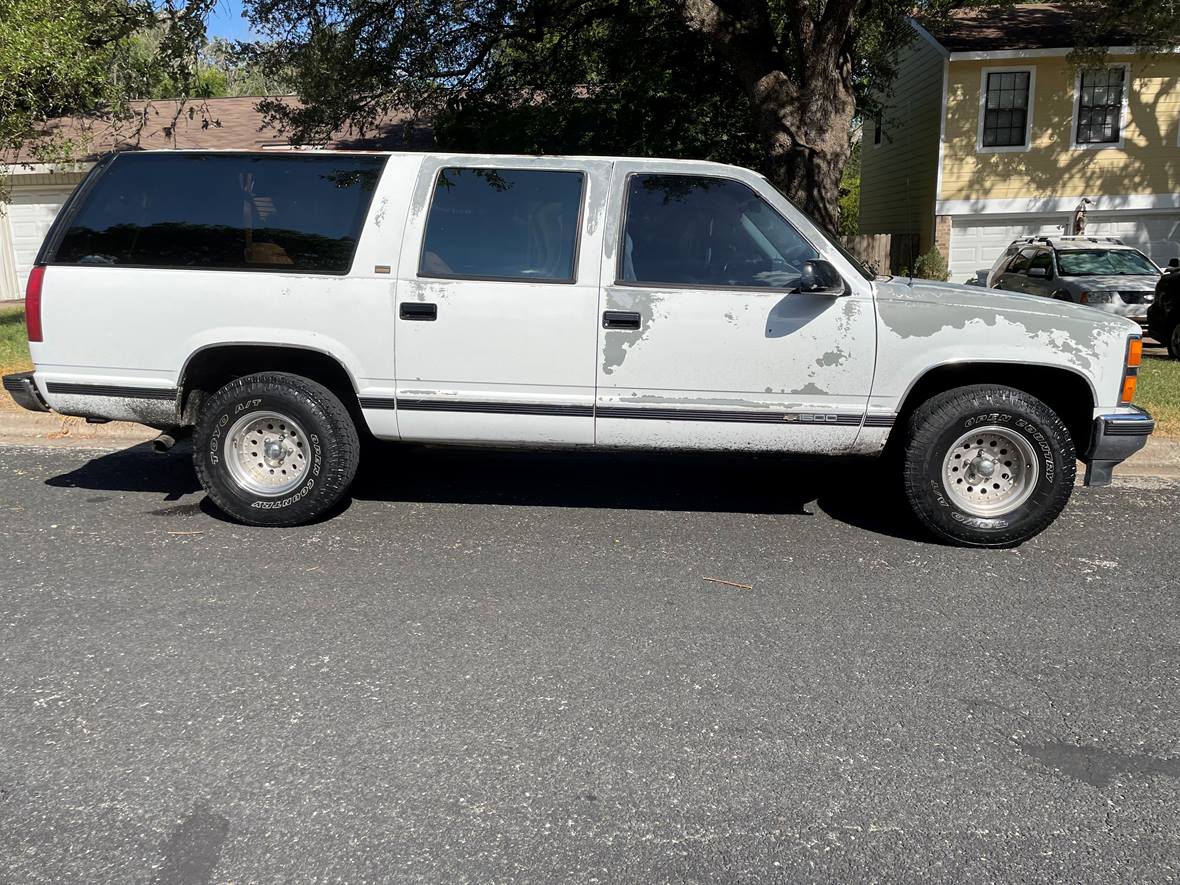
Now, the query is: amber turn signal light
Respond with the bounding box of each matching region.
[1127,337,1143,368]
[1120,336,1142,404]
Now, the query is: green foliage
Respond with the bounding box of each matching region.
[432,3,765,170]
[904,248,950,282]
[0,0,215,167]
[0,305,32,376]
[837,140,861,237]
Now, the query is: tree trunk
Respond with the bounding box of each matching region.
[748,72,856,234]
[679,0,857,234]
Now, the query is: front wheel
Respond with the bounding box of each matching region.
[1169,324,1180,360]
[902,385,1076,547]
[193,372,360,526]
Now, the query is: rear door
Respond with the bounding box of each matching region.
[593,164,876,453]
[393,157,607,444]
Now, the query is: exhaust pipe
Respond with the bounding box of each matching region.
[152,427,191,454]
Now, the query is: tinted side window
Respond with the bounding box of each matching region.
[52,153,384,274]
[620,174,817,289]
[1029,250,1053,274]
[420,168,584,282]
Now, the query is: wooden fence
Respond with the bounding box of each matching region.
[840,233,918,275]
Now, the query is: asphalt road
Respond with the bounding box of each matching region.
[1,441,1178,884]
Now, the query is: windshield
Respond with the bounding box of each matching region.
[1056,249,1158,276]
[763,178,876,281]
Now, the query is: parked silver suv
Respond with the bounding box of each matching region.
[991,237,1158,323]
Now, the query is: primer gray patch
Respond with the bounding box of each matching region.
[601,289,663,375]
[815,349,848,368]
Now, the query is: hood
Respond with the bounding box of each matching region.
[874,277,1140,332]
[1059,274,1159,291]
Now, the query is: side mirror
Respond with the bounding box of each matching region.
[797,259,847,296]
[1027,267,1048,278]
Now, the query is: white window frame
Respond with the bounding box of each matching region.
[1071,62,1131,151]
[976,65,1037,154]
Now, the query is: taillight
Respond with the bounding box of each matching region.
[1120,336,1142,404]
[25,265,45,343]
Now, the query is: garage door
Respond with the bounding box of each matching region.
[948,216,1065,285]
[1082,215,1180,268]
[949,212,1180,285]
[6,185,78,295]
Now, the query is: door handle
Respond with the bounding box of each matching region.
[400,302,437,321]
[602,310,641,330]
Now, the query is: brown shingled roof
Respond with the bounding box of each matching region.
[931,3,1138,53]
[13,95,430,163]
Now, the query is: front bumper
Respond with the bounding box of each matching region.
[1083,406,1155,487]
[1,372,50,413]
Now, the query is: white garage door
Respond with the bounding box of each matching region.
[1083,214,1180,267]
[948,216,1065,285]
[6,185,77,295]
[949,212,1180,285]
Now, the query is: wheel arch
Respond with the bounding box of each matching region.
[178,342,365,427]
[893,361,1096,453]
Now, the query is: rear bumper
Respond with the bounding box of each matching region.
[2,372,50,413]
[1083,406,1154,487]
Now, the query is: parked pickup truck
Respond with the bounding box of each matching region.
[2,150,1154,546]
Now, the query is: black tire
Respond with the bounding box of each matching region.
[902,384,1076,547]
[1168,325,1180,360]
[193,372,360,527]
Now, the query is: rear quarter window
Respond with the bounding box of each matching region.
[49,152,385,274]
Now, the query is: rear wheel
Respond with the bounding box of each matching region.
[1169,324,1180,360]
[902,384,1075,547]
[194,372,360,526]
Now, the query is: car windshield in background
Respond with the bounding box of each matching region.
[1056,249,1157,276]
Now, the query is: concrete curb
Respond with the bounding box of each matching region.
[0,411,158,448]
[2,406,1179,477]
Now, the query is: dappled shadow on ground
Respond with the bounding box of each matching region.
[42,440,930,543]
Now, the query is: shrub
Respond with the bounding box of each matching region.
[904,249,950,282]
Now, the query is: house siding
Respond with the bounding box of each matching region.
[859,31,945,253]
[939,54,1180,204]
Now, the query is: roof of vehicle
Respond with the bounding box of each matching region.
[113,148,754,172]
[1007,236,1139,252]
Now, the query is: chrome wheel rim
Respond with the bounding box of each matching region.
[942,425,1040,517]
[223,410,309,497]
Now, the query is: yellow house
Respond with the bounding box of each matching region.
[860,3,1180,283]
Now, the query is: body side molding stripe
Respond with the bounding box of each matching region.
[45,382,177,401]
[361,396,897,427]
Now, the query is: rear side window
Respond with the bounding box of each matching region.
[619,174,817,289]
[50,152,384,274]
[419,168,584,282]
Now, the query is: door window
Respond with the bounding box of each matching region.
[618,174,817,289]
[1028,250,1053,276]
[419,168,584,283]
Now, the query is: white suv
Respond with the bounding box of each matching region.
[2,150,1154,546]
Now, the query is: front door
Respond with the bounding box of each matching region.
[594,167,876,453]
[394,158,607,444]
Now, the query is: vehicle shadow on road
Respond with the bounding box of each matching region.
[41,440,931,543]
[352,442,929,542]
